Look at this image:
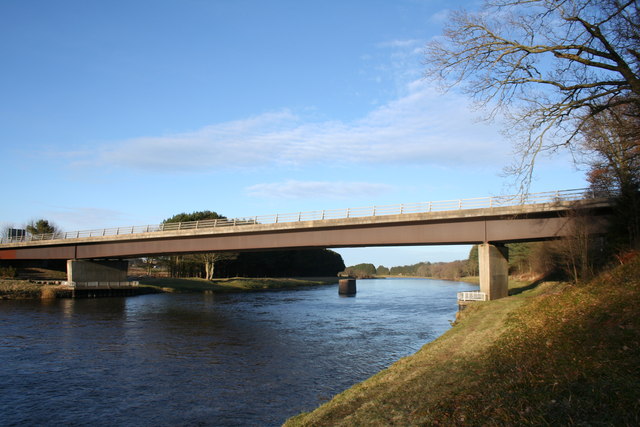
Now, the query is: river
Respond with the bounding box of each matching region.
[0,278,477,426]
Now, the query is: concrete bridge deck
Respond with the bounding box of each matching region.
[0,198,612,260]
[0,190,614,300]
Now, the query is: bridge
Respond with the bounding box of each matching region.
[0,189,613,300]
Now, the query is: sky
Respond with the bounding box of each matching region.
[0,0,588,267]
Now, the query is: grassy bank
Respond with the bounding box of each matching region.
[137,276,337,293]
[286,255,640,426]
[0,280,71,299]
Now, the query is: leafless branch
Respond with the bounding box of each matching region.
[424,0,640,190]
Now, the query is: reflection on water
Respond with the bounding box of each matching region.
[0,279,476,426]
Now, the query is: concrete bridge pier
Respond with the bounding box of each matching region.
[479,243,509,300]
[339,278,357,296]
[66,259,129,286]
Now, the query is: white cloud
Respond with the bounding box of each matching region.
[246,180,393,199]
[43,207,127,230]
[376,39,422,49]
[88,80,506,173]
[430,8,452,24]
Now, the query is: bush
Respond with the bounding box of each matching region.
[0,266,16,279]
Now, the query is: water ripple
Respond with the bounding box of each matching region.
[0,278,477,426]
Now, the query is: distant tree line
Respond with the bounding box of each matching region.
[343,255,476,281]
[342,238,615,282]
[342,263,377,278]
[216,249,344,278]
[138,248,345,279]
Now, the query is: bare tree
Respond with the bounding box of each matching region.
[583,103,640,195]
[425,0,640,190]
[555,209,597,282]
[583,102,640,246]
[162,210,228,278]
[196,252,238,280]
[1,225,16,241]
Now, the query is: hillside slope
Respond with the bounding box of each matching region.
[286,255,640,426]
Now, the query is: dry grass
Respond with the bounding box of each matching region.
[286,256,640,426]
[40,285,59,299]
[0,280,69,299]
[0,280,44,299]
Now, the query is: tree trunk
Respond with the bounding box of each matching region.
[205,260,214,280]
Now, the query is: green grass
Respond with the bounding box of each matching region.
[138,276,337,293]
[459,275,536,292]
[285,255,640,426]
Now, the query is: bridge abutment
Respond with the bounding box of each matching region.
[479,243,509,300]
[66,259,130,287]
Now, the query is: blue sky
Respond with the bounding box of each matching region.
[0,0,587,267]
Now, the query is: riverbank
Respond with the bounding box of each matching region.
[286,255,640,425]
[0,280,61,299]
[137,276,338,293]
[0,277,338,299]
[356,274,534,288]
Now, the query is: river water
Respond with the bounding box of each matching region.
[0,278,476,426]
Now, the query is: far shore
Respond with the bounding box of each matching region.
[0,274,536,300]
[136,276,338,293]
[0,276,339,300]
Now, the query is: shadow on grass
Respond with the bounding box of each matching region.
[509,277,547,296]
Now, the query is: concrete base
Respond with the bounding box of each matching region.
[67,259,129,283]
[71,287,143,298]
[479,243,509,300]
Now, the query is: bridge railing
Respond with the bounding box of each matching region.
[0,188,596,244]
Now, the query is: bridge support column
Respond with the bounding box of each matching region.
[67,259,128,284]
[479,243,509,300]
[339,278,356,296]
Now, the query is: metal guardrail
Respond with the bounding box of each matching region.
[1,188,596,244]
[65,281,140,289]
